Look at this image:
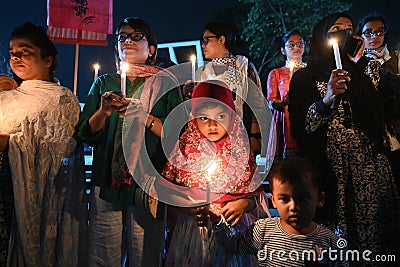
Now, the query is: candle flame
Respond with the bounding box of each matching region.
[93,63,100,70]
[190,54,196,63]
[329,39,338,46]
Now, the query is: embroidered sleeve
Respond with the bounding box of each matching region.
[306,102,328,133]
[305,81,332,133]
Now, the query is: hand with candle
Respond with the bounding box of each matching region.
[323,69,351,106]
[182,80,195,100]
[289,14,400,254]
[76,18,183,266]
[267,30,306,159]
[99,91,128,117]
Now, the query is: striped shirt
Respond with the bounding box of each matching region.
[214,217,349,266]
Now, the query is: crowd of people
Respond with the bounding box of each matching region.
[0,10,400,267]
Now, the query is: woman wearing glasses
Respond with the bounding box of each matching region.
[266,30,306,160]
[197,21,265,157]
[357,14,400,192]
[76,17,182,266]
[289,13,400,259]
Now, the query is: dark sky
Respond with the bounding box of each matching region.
[1,0,399,102]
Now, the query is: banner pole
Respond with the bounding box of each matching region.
[73,43,79,96]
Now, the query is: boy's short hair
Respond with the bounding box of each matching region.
[267,157,322,192]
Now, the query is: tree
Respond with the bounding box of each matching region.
[239,0,351,75]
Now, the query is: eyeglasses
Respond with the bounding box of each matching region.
[201,35,219,45]
[115,32,146,42]
[362,29,386,38]
[285,42,305,49]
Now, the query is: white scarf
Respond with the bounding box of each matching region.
[199,55,249,119]
[364,44,392,65]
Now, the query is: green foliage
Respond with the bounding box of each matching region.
[238,0,352,72]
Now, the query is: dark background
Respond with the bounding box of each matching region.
[1,0,399,102]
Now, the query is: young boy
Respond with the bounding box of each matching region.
[210,157,349,266]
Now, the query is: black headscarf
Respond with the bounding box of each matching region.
[308,13,386,151]
[308,12,353,81]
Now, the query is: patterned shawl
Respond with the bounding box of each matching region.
[199,55,249,119]
[111,63,176,190]
[162,81,261,203]
[364,44,392,65]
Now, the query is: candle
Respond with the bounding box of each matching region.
[289,61,295,80]
[120,62,129,96]
[206,160,217,203]
[93,63,100,81]
[190,55,196,82]
[329,39,342,70]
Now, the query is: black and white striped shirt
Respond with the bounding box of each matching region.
[214,217,349,266]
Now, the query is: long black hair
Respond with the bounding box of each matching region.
[356,14,390,45]
[203,21,243,54]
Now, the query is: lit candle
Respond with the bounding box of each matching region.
[190,55,196,82]
[329,39,342,70]
[93,63,100,81]
[289,61,295,79]
[120,62,129,96]
[206,160,217,203]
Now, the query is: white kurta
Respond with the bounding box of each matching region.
[0,80,81,266]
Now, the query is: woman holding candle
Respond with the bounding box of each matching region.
[0,22,81,265]
[266,29,306,160]
[289,13,400,260]
[197,21,265,156]
[76,17,182,266]
[162,80,268,266]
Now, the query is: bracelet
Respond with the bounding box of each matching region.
[147,115,155,129]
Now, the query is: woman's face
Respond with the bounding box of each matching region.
[116,24,154,65]
[327,17,353,34]
[361,20,386,49]
[201,30,229,59]
[283,34,305,62]
[9,38,52,81]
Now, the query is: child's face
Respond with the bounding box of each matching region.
[270,176,324,235]
[195,105,230,142]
